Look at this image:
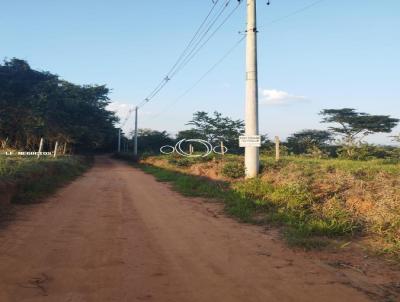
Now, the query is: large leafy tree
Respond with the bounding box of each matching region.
[286,129,333,155]
[0,58,118,151]
[320,108,398,144]
[183,111,244,152]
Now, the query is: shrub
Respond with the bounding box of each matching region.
[337,144,394,160]
[222,161,245,179]
[167,157,192,167]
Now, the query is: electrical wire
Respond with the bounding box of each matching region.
[147,35,245,121]
[122,0,328,128]
[166,0,222,77]
[135,0,237,109]
[258,0,326,30]
[169,0,236,78]
[144,0,329,121]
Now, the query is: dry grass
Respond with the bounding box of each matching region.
[142,154,400,258]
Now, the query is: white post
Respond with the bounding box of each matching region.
[54,141,59,158]
[63,142,67,155]
[134,107,138,157]
[275,136,280,161]
[245,0,259,178]
[37,137,44,159]
[189,144,193,155]
[118,128,121,152]
[221,141,225,156]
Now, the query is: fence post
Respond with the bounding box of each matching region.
[53,141,59,158]
[221,141,225,156]
[63,142,67,155]
[37,137,44,159]
[275,136,280,162]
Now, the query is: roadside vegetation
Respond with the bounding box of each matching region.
[114,109,400,259]
[0,155,92,206]
[0,58,114,218]
[139,154,400,259]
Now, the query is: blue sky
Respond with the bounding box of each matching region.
[1,0,399,144]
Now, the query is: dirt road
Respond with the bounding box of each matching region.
[0,156,398,302]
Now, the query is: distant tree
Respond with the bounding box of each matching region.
[176,129,205,141]
[260,134,273,149]
[320,108,399,156]
[391,133,400,143]
[185,111,244,152]
[134,129,174,153]
[286,129,333,155]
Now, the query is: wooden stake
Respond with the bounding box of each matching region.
[54,141,59,158]
[275,136,280,162]
[37,138,44,159]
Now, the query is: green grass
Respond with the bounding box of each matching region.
[138,163,358,249]
[260,155,400,175]
[118,153,400,257]
[0,155,92,203]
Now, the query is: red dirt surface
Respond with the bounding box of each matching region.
[0,156,398,302]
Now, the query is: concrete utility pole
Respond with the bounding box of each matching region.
[134,107,138,157]
[118,128,121,152]
[245,0,260,178]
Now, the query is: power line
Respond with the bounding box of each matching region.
[258,0,327,29]
[119,1,228,125]
[122,0,327,130]
[166,0,222,77]
[144,0,328,121]
[136,0,237,109]
[169,0,238,79]
[148,35,246,120]
[136,0,225,109]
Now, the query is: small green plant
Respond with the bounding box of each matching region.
[221,161,245,178]
[167,156,192,167]
[0,156,92,204]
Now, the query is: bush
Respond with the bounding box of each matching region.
[222,161,245,178]
[338,144,394,160]
[167,157,192,167]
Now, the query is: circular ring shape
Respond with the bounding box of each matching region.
[175,139,213,158]
[187,139,213,158]
[175,139,191,157]
[213,145,228,155]
[160,145,175,155]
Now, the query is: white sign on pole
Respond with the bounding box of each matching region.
[239,135,261,147]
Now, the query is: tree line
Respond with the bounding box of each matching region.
[127,109,399,160]
[0,58,118,152]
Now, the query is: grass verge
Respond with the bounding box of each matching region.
[138,164,338,250]
[0,155,92,204]
[117,153,400,258]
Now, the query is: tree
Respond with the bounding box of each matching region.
[320,108,399,156]
[185,111,244,152]
[286,129,333,155]
[134,129,174,153]
[0,58,118,151]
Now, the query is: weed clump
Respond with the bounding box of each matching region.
[221,161,245,179]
